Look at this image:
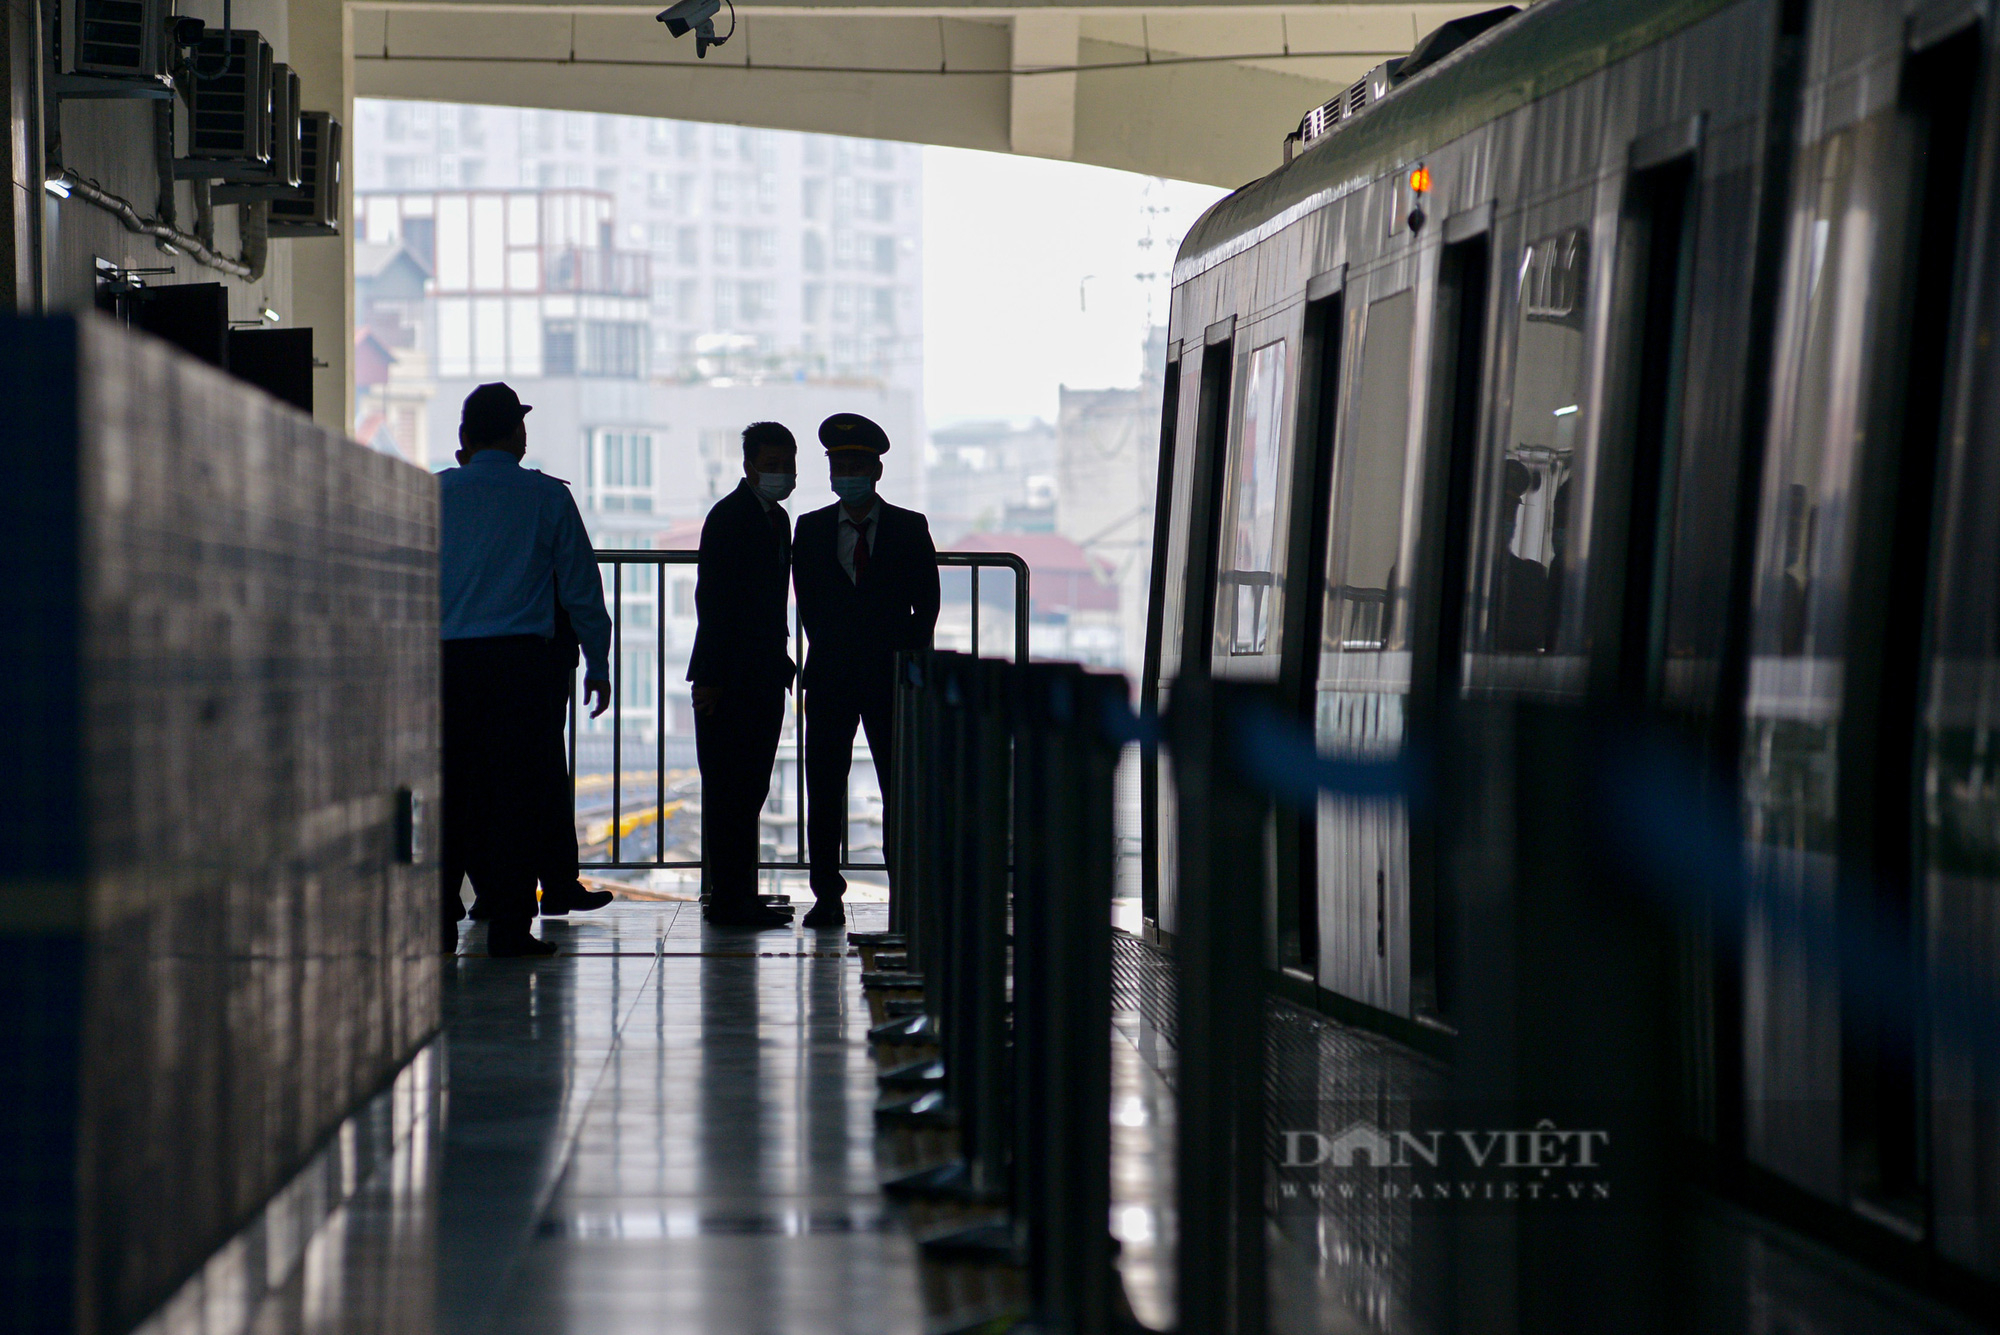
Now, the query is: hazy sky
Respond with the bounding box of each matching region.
[921,148,1227,428]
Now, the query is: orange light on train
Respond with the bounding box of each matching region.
[1409,164,1432,194]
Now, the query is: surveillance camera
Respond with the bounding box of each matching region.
[657,0,718,38]
[656,0,732,57]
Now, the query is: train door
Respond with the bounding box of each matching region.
[1838,25,1980,1234]
[1738,19,1982,1229]
[1209,317,1308,970]
[1139,352,1182,930]
[1149,323,1235,939]
[1283,280,1346,982]
[1407,230,1493,1023]
[1593,150,1699,706]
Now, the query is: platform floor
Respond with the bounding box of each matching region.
[139,902,1989,1335]
[162,902,922,1335]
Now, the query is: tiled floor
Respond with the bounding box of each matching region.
[140,907,1992,1335]
[153,901,921,1335]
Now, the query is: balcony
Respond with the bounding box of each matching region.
[545,247,651,297]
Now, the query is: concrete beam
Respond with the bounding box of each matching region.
[1010,11,1079,159]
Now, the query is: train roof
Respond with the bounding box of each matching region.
[1171,0,1742,286]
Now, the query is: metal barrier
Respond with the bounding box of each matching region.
[568,548,1028,872]
[866,650,1133,1331]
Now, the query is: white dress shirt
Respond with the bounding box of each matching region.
[836,499,880,583]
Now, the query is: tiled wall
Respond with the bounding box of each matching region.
[0,315,439,1335]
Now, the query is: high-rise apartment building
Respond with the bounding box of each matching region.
[351,101,924,545]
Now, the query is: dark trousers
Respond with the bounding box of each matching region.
[695,684,786,912]
[535,651,580,900]
[805,686,894,902]
[441,636,549,944]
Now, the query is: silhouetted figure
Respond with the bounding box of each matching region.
[458,487,614,924]
[690,422,800,930]
[1495,458,1550,653]
[439,383,611,957]
[792,414,941,928]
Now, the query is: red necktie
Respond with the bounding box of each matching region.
[847,518,869,580]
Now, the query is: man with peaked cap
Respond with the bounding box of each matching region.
[438,382,612,956]
[791,413,940,927]
[689,421,801,930]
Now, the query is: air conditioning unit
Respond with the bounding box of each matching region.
[268,113,342,237]
[176,29,273,176]
[211,63,302,197]
[61,0,169,82]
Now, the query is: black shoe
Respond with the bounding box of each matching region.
[468,899,493,921]
[488,932,558,958]
[704,902,795,930]
[801,901,845,928]
[541,883,614,916]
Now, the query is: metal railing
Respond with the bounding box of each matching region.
[570,548,1030,871]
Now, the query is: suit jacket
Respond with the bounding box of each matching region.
[687,482,797,689]
[792,499,941,697]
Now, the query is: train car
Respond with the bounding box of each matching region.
[1145,0,2000,1291]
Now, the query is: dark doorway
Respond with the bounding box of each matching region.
[1407,233,1491,1023]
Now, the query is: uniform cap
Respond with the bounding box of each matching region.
[461,382,533,442]
[818,412,890,455]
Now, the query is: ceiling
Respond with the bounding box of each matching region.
[349,2,1514,186]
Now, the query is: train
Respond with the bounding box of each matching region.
[1143,0,2000,1294]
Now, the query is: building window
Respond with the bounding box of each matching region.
[595,166,618,191]
[596,117,621,154]
[714,280,737,326]
[739,281,776,321]
[802,283,825,323]
[873,182,895,222]
[544,320,577,376]
[648,120,674,153]
[712,226,736,265]
[672,578,694,616]
[739,227,775,267]
[832,284,854,322]
[834,230,854,268]
[803,231,826,273]
[874,235,897,275]
[584,322,644,378]
[873,286,896,328]
[713,173,735,211]
[547,321,644,378]
[802,178,825,220]
[589,430,655,513]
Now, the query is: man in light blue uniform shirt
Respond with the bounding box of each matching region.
[439,383,612,956]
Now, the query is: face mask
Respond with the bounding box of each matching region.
[831,475,876,504]
[755,472,795,502]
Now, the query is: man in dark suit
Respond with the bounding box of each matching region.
[689,421,800,929]
[792,413,940,927]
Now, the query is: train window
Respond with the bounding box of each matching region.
[1324,290,1416,653]
[1478,226,1591,656]
[1215,340,1289,655]
[1757,133,1855,659]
